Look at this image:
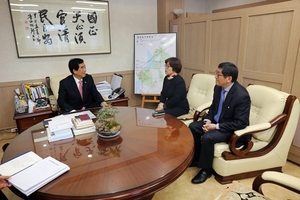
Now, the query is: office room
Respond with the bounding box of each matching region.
[1,0,300,199]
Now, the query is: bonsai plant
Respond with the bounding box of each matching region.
[95,107,121,135]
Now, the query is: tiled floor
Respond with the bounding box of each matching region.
[1,115,300,199]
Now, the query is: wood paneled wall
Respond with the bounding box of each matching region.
[0,70,142,130]
[157,0,184,33]
[170,0,300,163]
[170,1,300,98]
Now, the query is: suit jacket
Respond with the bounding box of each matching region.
[159,75,189,117]
[57,74,104,113]
[206,81,251,133]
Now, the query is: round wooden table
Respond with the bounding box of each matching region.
[3,107,194,200]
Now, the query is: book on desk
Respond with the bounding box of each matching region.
[44,111,97,139]
[0,151,70,196]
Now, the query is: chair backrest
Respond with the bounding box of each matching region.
[247,85,287,142]
[186,73,215,113]
[46,74,68,99]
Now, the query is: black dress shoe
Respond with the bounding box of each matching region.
[191,169,212,184]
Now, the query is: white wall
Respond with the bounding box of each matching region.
[185,0,205,13]
[204,0,266,13]
[185,0,267,14]
[0,0,157,83]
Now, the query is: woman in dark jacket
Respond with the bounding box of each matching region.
[155,57,189,117]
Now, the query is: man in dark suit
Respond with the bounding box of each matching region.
[189,62,251,184]
[58,58,108,113]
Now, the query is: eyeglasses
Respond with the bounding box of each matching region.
[215,70,224,78]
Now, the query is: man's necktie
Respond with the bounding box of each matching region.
[78,80,83,99]
[214,89,226,123]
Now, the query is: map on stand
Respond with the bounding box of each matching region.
[134,33,177,94]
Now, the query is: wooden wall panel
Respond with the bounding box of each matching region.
[183,22,207,65]
[244,11,293,74]
[177,1,300,93]
[210,17,241,67]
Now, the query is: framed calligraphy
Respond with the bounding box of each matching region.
[7,0,111,58]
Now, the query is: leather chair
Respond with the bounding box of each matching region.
[252,171,300,195]
[177,73,215,125]
[211,84,300,184]
[45,74,68,113]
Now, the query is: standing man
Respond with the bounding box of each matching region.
[189,62,251,184]
[58,58,108,113]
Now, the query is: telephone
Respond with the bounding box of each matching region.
[108,87,125,99]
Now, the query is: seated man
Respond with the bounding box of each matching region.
[58,58,108,113]
[189,62,251,184]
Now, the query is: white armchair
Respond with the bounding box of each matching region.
[212,85,300,184]
[253,171,300,195]
[177,73,215,125]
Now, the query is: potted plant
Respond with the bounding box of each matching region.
[94,107,121,137]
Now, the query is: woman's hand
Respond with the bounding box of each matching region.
[155,102,164,110]
[0,176,12,189]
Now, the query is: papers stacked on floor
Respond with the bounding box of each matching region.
[1,151,70,196]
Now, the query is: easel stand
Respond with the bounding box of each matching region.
[141,94,160,108]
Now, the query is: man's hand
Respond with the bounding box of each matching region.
[101,101,108,107]
[202,122,216,132]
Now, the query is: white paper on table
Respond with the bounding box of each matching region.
[48,117,73,132]
[8,156,70,196]
[0,151,42,176]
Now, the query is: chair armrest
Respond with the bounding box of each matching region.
[234,122,271,137]
[253,171,300,194]
[193,102,211,122]
[222,113,287,160]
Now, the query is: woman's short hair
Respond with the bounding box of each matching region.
[165,57,182,73]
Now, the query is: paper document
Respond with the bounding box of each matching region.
[48,117,73,133]
[111,74,123,90]
[8,156,70,196]
[0,151,42,176]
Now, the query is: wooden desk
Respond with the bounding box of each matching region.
[13,109,54,134]
[106,97,129,106]
[3,107,194,200]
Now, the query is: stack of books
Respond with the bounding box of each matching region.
[71,114,96,135]
[47,117,74,142]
